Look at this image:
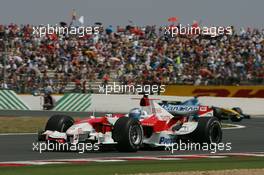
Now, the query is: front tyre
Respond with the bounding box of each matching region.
[45,115,74,132]
[112,117,143,152]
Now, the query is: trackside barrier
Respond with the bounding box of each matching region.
[52,93,92,112]
[16,94,264,115]
[88,94,264,115]
[0,90,30,110]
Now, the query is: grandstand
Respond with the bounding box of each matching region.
[0,24,263,94]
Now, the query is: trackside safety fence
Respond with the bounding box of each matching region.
[52,93,92,112]
[0,90,30,110]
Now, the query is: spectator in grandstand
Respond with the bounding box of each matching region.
[0,23,263,94]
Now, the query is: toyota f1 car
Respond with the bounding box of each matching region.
[159,97,250,122]
[38,99,222,152]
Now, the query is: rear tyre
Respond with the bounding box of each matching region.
[189,117,222,144]
[112,117,143,152]
[45,115,74,132]
[213,107,223,120]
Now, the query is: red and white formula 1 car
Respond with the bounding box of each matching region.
[38,99,222,152]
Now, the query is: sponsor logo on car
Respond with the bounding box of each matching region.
[161,104,199,112]
[159,137,173,144]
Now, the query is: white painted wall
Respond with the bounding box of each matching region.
[18,94,264,115]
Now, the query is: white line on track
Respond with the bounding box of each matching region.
[222,124,246,130]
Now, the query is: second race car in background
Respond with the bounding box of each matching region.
[159,97,251,122]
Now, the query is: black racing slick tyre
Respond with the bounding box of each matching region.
[112,117,143,152]
[45,115,74,132]
[231,107,243,122]
[213,107,223,120]
[189,117,222,144]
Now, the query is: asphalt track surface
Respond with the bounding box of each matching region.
[0,117,263,162]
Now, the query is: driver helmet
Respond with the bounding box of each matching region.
[128,108,142,120]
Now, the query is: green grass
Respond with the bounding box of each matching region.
[0,117,48,133]
[1,157,264,175]
[0,117,79,133]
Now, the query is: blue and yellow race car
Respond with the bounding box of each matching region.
[159,97,250,122]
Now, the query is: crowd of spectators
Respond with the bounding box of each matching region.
[0,23,263,94]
